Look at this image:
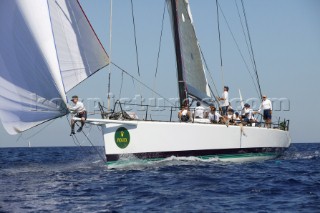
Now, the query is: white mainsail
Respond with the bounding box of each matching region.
[167,0,211,101]
[0,0,109,135]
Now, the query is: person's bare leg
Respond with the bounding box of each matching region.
[70,119,75,134]
[77,118,85,132]
[267,118,271,128]
[81,117,85,127]
[187,111,192,121]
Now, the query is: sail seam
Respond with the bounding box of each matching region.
[53,0,110,93]
[46,0,70,115]
[46,0,67,99]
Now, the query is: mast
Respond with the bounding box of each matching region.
[169,0,188,108]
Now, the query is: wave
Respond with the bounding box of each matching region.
[107,155,220,170]
[281,150,320,160]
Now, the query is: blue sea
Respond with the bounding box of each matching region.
[0,143,319,212]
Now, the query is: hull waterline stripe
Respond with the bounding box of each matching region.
[105,147,286,162]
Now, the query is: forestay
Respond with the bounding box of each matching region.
[0,0,109,135]
[167,0,211,101]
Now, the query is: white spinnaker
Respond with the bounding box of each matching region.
[167,0,211,100]
[0,0,109,135]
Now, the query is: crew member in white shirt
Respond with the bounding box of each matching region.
[259,95,272,128]
[69,95,87,134]
[233,112,241,125]
[241,103,259,124]
[227,108,235,124]
[218,86,229,116]
[194,101,205,119]
[208,105,221,124]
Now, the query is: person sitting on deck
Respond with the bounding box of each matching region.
[227,108,235,124]
[178,105,192,122]
[68,95,87,135]
[233,112,241,125]
[194,101,205,119]
[208,105,221,124]
[241,103,258,125]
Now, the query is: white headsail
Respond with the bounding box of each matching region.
[167,0,211,101]
[0,0,109,135]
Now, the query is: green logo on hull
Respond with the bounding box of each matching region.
[114,127,130,149]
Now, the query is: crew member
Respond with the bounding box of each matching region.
[218,86,229,116]
[194,101,205,119]
[259,95,272,128]
[69,95,87,134]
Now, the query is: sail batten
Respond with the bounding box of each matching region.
[0,0,109,135]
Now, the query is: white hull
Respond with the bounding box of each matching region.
[99,120,291,162]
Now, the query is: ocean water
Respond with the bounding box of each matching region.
[0,144,319,212]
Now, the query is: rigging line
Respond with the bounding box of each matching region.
[152,1,166,101]
[129,0,143,103]
[208,85,220,107]
[71,134,93,157]
[152,1,166,100]
[119,71,124,99]
[198,45,221,107]
[131,76,135,88]
[66,117,97,157]
[66,116,106,163]
[215,0,225,87]
[17,119,55,143]
[70,135,90,159]
[154,1,166,78]
[199,45,220,98]
[130,0,141,76]
[217,1,260,97]
[73,134,104,161]
[107,0,113,111]
[234,0,254,67]
[240,0,263,98]
[111,62,176,106]
[80,128,107,164]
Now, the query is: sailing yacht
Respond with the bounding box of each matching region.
[0,0,290,163]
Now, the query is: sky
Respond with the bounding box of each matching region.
[1,0,320,147]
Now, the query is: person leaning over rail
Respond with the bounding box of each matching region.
[259,95,272,128]
[68,95,87,135]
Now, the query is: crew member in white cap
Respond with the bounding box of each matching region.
[68,95,87,135]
